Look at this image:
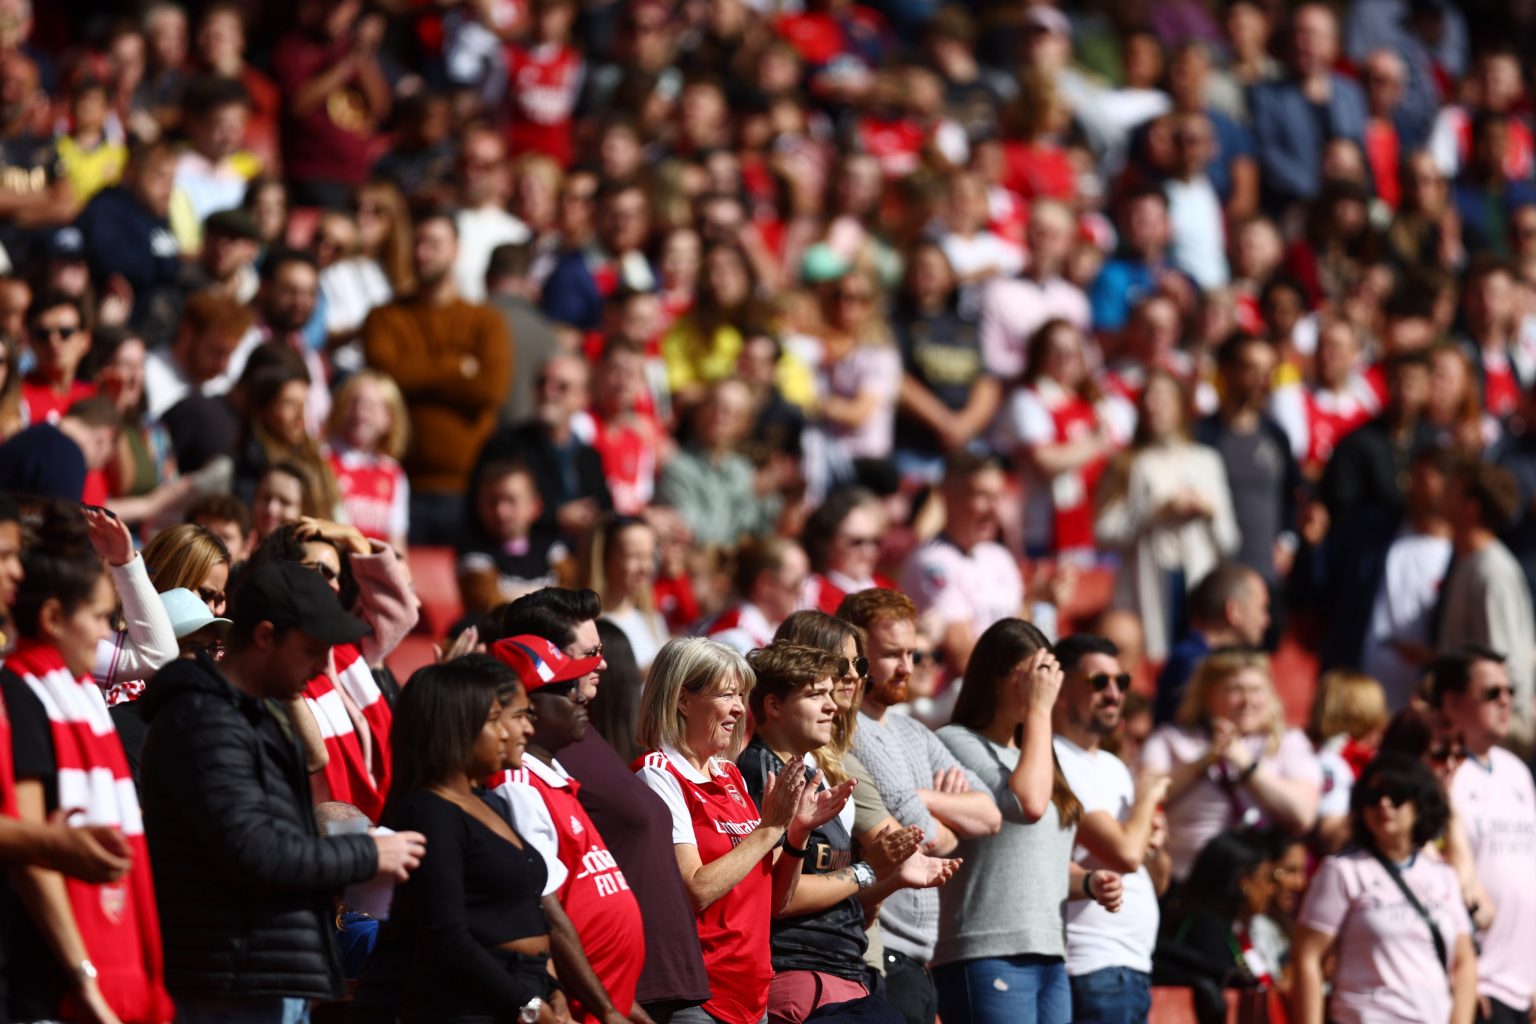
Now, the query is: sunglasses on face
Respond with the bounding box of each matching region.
[839,535,880,550]
[1482,684,1515,703]
[1362,785,1413,807]
[836,656,869,679]
[913,650,943,668]
[574,643,604,660]
[1086,672,1132,692]
[1427,742,1465,764]
[35,324,78,340]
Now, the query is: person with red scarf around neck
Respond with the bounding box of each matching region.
[246,517,417,822]
[0,501,171,1024]
[0,494,135,883]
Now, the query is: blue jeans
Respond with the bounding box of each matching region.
[174,995,310,1024]
[1069,966,1152,1024]
[933,955,1070,1024]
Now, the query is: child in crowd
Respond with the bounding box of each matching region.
[325,369,411,553]
[457,460,568,613]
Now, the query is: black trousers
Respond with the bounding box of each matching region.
[1477,997,1529,1024]
[883,951,937,1024]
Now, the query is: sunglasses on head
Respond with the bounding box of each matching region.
[1086,672,1132,692]
[836,656,869,679]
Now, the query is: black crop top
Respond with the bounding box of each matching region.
[387,788,550,1011]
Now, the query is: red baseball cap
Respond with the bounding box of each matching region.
[491,635,602,693]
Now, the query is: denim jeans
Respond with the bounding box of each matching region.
[933,955,1070,1024]
[1069,966,1152,1024]
[174,995,310,1024]
[670,1007,766,1024]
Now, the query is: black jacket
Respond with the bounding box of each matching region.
[137,652,378,1000]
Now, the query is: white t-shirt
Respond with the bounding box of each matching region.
[1054,736,1159,976]
[1164,176,1229,290]
[455,206,532,303]
[937,231,1024,283]
[603,606,668,673]
[1361,531,1453,711]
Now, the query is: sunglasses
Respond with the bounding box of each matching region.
[1362,785,1413,807]
[840,535,881,549]
[301,560,339,583]
[1086,672,1132,692]
[1482,685,1515,703]
[1427,742,1465,764]
[836,656,869,679]
[35,324,78,340]
[576,643,604,660]
[914,650,943,668]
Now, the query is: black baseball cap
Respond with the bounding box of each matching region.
[233,562,371,645]
[204,208,262,241]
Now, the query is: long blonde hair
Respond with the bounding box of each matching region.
[142,524,231,593]
[326,369,411,461]
[1175,649,1285,753]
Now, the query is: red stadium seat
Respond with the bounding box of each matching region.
[385,634,438,684]
[407,546,464,640]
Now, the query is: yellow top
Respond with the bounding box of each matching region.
[55,136,127,204]
[661,319,817,409]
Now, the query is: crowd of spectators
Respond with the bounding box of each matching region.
[0,0,1532,1023]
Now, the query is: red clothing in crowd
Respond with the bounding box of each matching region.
[636,747,774,1024]
[491,757,646,1022]
[21,376,95,427]
[505,42,584,166]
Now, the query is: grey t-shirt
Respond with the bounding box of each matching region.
[1213,423,1286,583]
[933,725,1077,967]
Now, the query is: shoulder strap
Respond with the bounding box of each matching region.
[1368,849,1448,970]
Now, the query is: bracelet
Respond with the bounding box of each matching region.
[784,839,809,859]
[1081,872,1094,899]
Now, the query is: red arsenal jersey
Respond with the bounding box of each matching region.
[491,757,645,1021]
[635,747,773,1024]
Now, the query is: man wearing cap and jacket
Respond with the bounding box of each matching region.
[137,562,427,1021]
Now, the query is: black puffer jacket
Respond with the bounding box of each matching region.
[137,651,378,1000]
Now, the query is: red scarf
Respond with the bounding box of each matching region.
[4,639,172,1023]
[303,643,392,821]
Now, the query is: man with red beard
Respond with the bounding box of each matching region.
[840,587,1000,1024]
[1051,634,1172,1023]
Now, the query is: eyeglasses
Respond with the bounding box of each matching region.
[836,655,869,679]
[1086,672,1132,692]
[300,560,339,583]
[1481,685,1515,704]
[913,650,944,668]
[35,324,78,340]
[839,535,881,549]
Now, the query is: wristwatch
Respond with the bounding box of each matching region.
[852,862,876,890]
[518,997,543,1023]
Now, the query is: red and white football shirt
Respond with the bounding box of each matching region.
[635,746,772,1024]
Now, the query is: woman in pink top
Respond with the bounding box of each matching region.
[1139,650,1322,880]
[1292,753,1477,1024]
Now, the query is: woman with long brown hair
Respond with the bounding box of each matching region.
[934,618,1122,1024]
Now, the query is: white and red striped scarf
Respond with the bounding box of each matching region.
[302,642,392,821]
[4,639,173,1023]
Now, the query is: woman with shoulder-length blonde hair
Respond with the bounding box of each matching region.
[1140,649,1323,881]
[95,521,234,705]
[635,636,853,1024]
[934,618,1122,1024]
